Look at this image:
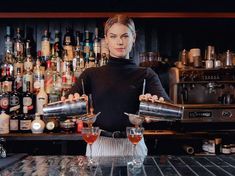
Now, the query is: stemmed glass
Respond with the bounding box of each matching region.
[81,127,100,166]
[126,127,144,167]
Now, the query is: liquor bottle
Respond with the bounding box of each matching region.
[45,117,60,133]
[36,79,48,115]
[13,27,24,57]
[44,60,54,94]
[2,66,14,93]
[9,114,19,133]
[61,61,72,91]
[93,27,101,67]
[53,30,63,58]
[31,113,45,134]
[22,81,35,114]
[25,27,36,58]
[14,67,23,92]
[23,51,33,73]
[63,27,75,61]
[0,85,10,114]
[19,106,32,133]
[22,65,33,93]
[9,81,22,115]
[0,111,10,134]
[49,74,61,103]
[33,59,43,93]
[13,52,24,77]
[41,30,50,66]
[4,26,13,55]
[83,30,91,67]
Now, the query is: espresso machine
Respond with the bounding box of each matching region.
[169,66,235,122]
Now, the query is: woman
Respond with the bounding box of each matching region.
[64,14,170,156]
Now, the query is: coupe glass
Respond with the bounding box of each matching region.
[81,127,100,166]
[126,127,144,167]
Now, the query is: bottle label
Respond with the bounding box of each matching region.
[32,122,41,130]
[15,77,23,90]
[5,40,13,53]
[84,45,90,54]
[9,105,20,112]
[33,80,41,90]
[20,120,31,130]
[2,81,12,92]
[46,121,55,130]
[23,97,32,106]
[23,74,33,92]
[41,40,50,57]
[14,42,24,55]
[14,63,24,76]
[0,97,9,109]
[64,45,74,61]
[45,77,53,94]
[10,119,19,131]
[24,61,33,71]
[10,96,20,106]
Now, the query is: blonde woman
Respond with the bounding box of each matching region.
[64,14,170,156]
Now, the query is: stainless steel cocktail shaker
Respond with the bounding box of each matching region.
[43,99,87,117]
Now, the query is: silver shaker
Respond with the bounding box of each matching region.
[139,101,183,120]
[43,99,87,117]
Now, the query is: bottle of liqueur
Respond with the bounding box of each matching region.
[53,30,63,58]
[83,30,91,68]
[41,30,50,68]
[4,26,13,55]
[2,66,14,93]
[14,67,23,93]
[9,81,22,115]
[25,27,36,58]
[33,59,43,94]
[49,74,61,103]
[45,117,60,133]
[0,84,10,114]
[93,27,101,67]
[19,106,32,133]
[36,79,48,115]
[44,60,54,94]
[9,114,19,133]
[22,61,33,93]
[14,27,25,58]
[63,27,75,61]
[31,113,45,134]
[22,81,35,115]
[13,52,24,78]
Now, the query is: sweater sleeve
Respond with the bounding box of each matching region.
[145,67,171,102]
[65,69,92,98]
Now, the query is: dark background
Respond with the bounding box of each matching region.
[1,0,235,12]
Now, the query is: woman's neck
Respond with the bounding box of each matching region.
[110,54,129,59]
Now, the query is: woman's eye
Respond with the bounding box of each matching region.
[110,35,116,38]
[122,35,129,38]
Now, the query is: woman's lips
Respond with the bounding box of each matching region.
[115,48,125,52]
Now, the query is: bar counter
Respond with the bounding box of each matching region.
[1,154,235,175]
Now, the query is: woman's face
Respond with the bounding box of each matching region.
[105,23,135,59]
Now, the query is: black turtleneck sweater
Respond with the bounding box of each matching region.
[68,57,170,132]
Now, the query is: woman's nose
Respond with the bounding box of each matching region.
[117,37,123,45]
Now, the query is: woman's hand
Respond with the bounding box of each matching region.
[61,93,81,101]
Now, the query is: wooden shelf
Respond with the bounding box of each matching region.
[0,133,82,141]
[1,12,235,19]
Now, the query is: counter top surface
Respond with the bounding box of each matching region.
[0,154,235,175]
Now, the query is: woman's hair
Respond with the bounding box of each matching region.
[104,14,136,36]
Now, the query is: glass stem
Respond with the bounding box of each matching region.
[133,144,136,161]
[89,144,92,161]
